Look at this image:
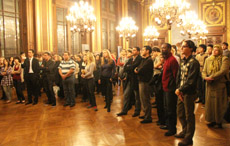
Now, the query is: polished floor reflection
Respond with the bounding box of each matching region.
[0,86,230,146]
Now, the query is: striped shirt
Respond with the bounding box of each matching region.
[58,59,76,75]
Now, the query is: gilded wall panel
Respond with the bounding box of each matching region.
[201,1,226,26]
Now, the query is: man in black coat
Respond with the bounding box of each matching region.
[117,47,142,117]
[41,52,56,106]
[23,49,40,105]
[135,46,153,123]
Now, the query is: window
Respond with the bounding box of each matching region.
[56,7,67,55]
[0,0,20,57]
[101,0,107,11]
[71,33,81,54]
[109,0,115,13]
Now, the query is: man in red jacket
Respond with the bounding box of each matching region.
[161,43,179,136]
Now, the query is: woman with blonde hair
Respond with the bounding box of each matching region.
[99,49,116,112]
[81,52,98,111]
[202,44,229,128]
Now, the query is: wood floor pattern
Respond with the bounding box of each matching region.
[0,86,230,146]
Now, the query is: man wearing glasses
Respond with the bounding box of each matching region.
[175,40,200,146]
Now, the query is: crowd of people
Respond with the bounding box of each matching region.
[0,40,230,146]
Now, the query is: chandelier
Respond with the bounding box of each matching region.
[191,21,208,40]
[143,26,160,41]
[149,0,190,29]
[116,17,138,40]
[177,11,199,37]
[177,11,208,40]
[66,0,96,33]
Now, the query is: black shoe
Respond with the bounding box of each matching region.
[140,119,152,124]
[156,121,161,126]
[64,103,70,107]
[152,101,156,105]
[32,102,37,105]
[217,123,222,128]
[70,104,75,107]
[152,105,157,108]
[45,101,51,105]
[195,99,202,103]
[178,139,193,146]
[160,125,168,130]
[139,116,145,119]
[132,113,140,117]
[25,102,32,105]
[51,103,56,107]
[107,108,110,112]
[0,97,6,100]
[174,132,185,138]
[16,101,21,104]
[117,112,127,116]
[165,131,176,136]
[207,122,216,127]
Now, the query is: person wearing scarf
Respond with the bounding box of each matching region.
[202,44,229,128]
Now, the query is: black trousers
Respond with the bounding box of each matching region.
[155,88,165,125]
[95,80,101,94]
[164,91,178,132]
[26,73,39,103]
[13,79,25,101]
[86,78,97,107]
[43,78,56,104]
[81,78,88,101]
[101,77,113,110]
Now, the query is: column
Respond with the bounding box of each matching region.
[35,0,53,53]
[91,0,101,52]
[227,0,230,42]
[122,0,128,49]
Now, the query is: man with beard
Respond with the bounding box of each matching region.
[161,43,179,136]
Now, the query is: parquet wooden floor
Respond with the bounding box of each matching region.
[0,86,230,146]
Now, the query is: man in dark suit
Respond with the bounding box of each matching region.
[41,52,56,106]
[23,49,40,105]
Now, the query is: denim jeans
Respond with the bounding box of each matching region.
[62,75,75,105]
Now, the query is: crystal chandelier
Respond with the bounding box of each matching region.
[191,21,208,40]
[116,17,139,40]
[177,11,208,40]
[177,11,199,37]
[149,0,190,29]
[143,26,160,41]
[66,0,96,33]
